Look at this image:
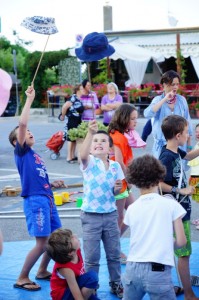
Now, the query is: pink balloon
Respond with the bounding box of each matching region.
[0,69,12,116]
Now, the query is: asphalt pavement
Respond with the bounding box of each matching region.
[1,113,199,242]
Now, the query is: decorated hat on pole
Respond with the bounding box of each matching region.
[21,16,58,84]
[0,69,12,116]
[75,32,115,62]
[21,16,58,35]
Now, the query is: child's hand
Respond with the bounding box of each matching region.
[88,120,98,135]
[51,180,66,188]
[114,180,123,195]
[25,86,35,101]
[180,186,195,196]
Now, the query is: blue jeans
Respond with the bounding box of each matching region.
[122,262,176,300]
[62,271,99,300]
[81,211,121,282]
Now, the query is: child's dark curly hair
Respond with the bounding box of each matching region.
[46,229,75,264]
[126,154,166,189]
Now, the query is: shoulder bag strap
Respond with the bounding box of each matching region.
[176,155,183,200]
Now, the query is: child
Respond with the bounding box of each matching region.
[188,124,199,228]
[159,114,199,299]
[122,154,187,300]
[9,86,64,291]
[79,120,124,298]
[108,103,137,263]
[46,228,100,300]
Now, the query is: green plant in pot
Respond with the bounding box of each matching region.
[195,103,199,110]
[68,121,108,142]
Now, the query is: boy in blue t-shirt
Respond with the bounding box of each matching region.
[79,120,124,298]
[9,86,64,292]
[159,114,199,299]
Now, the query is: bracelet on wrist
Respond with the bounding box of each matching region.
[187,145,193,150]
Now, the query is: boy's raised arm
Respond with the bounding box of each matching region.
[79,120,98,168]
[185,147,199,161]
[18,86,35,146]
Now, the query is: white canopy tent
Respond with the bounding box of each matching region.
[109,39,164,86]
[106,31,199,83]
[69,40,164,86]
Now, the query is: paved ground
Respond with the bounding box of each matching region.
[1,114,199,242]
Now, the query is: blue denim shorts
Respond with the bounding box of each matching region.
[122,262,176,300]
[23,195,61,237]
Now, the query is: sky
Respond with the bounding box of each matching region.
[1,0,199,52]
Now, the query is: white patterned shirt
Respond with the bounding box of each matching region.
[80,155,124,213]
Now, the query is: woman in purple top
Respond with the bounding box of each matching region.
[81,79,99,121]
[101,82,123,126]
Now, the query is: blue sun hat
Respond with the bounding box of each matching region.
[21,16,58,35]
[75,32,115,62]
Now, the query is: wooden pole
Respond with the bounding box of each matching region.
[176,33,181,75]
[31,35,50,85]
[107,57,110,80]
[87,62,91,82]
[86,62,95,119]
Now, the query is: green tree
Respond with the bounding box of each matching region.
[0,36,12,49]
[12,30,32,48]
[0,36,28,77]
[0,36,71,109]
[92,59,112,84]
[22,50,69,108]
[176,49,187,85]
[0,48,13,70]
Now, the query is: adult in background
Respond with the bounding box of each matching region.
[59,84,84,163]
[81,79,99,121]
[144,70,192,158]
[101,82,123,126]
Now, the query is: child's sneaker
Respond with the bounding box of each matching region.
[109,281,123,298]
